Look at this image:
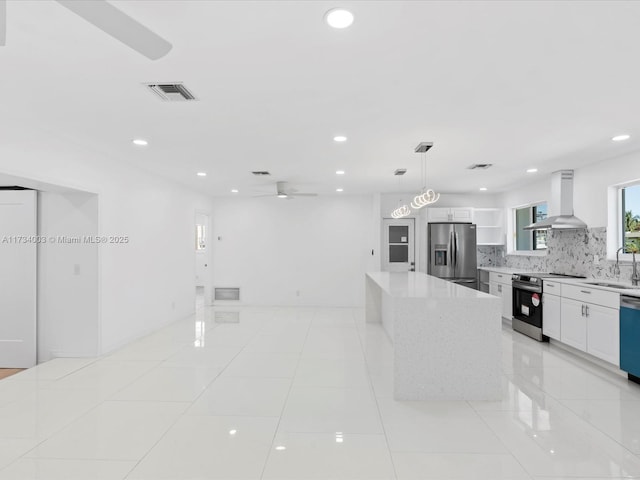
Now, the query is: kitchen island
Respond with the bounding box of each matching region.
[366,271,501,401]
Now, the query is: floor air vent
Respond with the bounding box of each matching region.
[214,287,240,301]
[144,83,197,102]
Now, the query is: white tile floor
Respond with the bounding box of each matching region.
[2,305,640,479]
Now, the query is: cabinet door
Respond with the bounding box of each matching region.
[586,303,620,366]
[427,208,451,222]
[451,208,472,222]
[502,284,513,320]
[560,298,587,351]
[489,281,499,297]
[543,293,561,340]
[490,282,511,320]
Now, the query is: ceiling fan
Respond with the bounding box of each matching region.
[254,181,318,199]
[0,0,172,60]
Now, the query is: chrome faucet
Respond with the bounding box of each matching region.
[615,247,624,279]
[633,252,640,286]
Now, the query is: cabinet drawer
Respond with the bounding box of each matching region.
[489,272,510,285]
[543,280,561,295]
[562,284,619,309]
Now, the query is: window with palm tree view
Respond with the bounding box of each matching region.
[622,183,640,253]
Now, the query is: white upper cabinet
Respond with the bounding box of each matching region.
[426,207,473,223]
[473,208,505,245]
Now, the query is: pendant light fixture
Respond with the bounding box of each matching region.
[388,142,439,218]
[391,167,411,218]
[410,142,440,210]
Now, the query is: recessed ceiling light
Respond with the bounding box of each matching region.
[526,168,538,173]
[612,134,631,142]
[325,9,354,29]
[479,187,488,191]
[132,138,148,146]
[228,429,237,435]
[336,170,345,175]
[196,172,207,177]
[333,136,347,142]
[231,189,239,193]
[336,188,344,192]
[275,445,287,451]
[277,194,288,199]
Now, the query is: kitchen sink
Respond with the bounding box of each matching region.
[583,281,637,289]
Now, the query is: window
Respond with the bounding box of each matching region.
[514,203,547,251]
[195,224,206,251]
[622,183,640,253]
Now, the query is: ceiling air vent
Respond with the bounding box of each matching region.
[252,171,271,176]
[394,168,407,176]
[144,83,197,102]
[467,163,493,170]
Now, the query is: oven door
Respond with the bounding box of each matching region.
[512,283,543,329]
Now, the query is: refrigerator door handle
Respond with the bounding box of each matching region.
[449,231,454,268]
[454,232,459,269]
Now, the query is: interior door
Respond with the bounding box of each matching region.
[0,190,37,368]
[382,218,415,272]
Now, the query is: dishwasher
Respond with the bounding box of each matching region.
[620,295,640,384]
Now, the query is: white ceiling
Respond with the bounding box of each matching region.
[2,0,640,197]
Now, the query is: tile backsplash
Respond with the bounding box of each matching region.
[477,227,637,281]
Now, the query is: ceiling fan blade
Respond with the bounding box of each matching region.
[55,0,172,60]
[0,0,6,46]
[291,193,318,197]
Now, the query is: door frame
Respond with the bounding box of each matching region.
[382,217,415,272]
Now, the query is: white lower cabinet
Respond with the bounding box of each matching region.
[560,298,587,351]
[560,295,620,366]
[501,284,513,320]
[542,293,561,340]
[585,303,620,366]
[489,279,512,320]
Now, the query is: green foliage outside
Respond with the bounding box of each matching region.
[625,210,640,253]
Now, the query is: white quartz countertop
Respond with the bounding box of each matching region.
[542,276,640,297]
[478,266,543,275]
[478,266,521,275]
[366,271,495,299]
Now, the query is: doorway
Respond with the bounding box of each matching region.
[382,218,415,272]
[0,189,37,368]
[195,212,211,309]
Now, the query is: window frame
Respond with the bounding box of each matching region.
[615,180,640,257]
[508,201,549,256]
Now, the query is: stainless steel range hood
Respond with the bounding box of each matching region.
[524,170,587,231]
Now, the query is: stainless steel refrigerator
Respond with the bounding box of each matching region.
[427,222,477,289]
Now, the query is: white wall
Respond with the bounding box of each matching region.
[502,177,550,213]
[37,192,99,361]
[0,140,214,354]
[211,195,375,307]
[573,152,640,228]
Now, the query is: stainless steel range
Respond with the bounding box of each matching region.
[511,273,585,341]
